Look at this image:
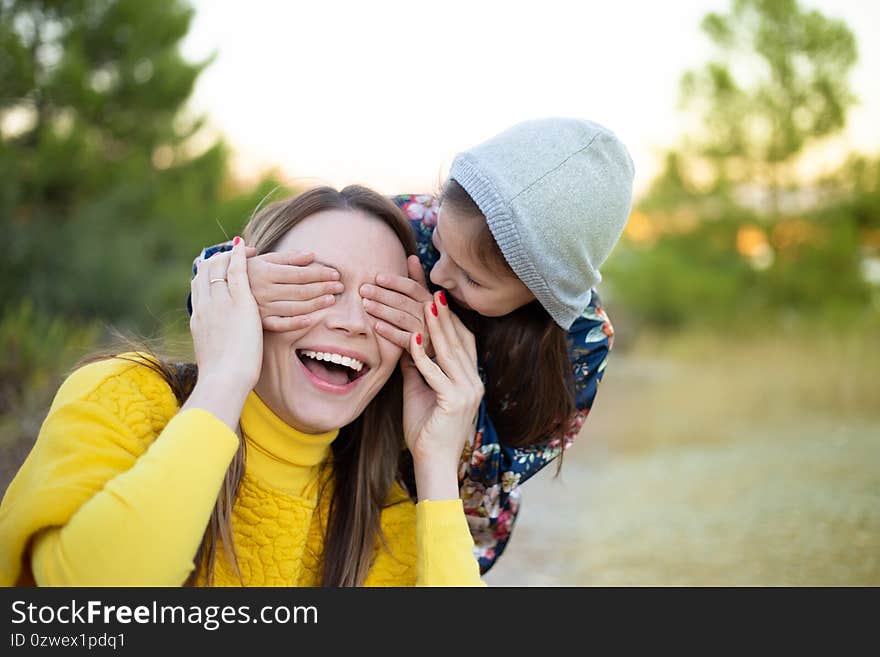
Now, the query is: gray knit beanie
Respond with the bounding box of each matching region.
[448,117,634,330]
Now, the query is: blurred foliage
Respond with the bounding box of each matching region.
[1,0,287,331]
[605,162,875,329]
[0,299,101,416]
[679,0,857,216]
[0,0,289,457]
[603,0,877,333]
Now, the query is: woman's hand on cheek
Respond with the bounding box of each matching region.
[190,237,264,394]
[247,250,343,333]
[362,254,435,354]
[400,290,483,502]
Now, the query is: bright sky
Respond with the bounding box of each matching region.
[182,0,880,199]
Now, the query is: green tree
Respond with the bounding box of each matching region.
[680,0,858,218]
[0,0,228,327]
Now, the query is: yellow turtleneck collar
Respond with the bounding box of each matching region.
[239,391,339,498]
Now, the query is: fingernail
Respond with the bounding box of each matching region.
[376,274,387,285]
[416,333,422,345]
[438,290,447,306]
[362,298,370,308]
[361,284,373,296]
[232,236,242,247]
[324,295,335,304]
[431,302,438,317]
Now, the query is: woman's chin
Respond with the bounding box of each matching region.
[285,390,366,433]
[286,404,349,434]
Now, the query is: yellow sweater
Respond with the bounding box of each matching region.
[0,356,484,586]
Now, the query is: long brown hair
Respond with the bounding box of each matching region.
[441,180,577,453]
[95,186,416,587]
[242,186,417,587]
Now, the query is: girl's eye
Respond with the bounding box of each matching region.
[464,274,481,288]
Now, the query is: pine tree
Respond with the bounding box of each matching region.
[0,0,228,325]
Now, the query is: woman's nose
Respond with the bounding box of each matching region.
[325,289,369,336]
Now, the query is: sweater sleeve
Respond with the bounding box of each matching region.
[30,407,240,587]
[415,499,485,587]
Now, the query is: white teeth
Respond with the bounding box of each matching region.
[300,350,365,373]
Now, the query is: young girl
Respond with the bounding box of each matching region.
[0,186,485,586]
[192,118,634,572]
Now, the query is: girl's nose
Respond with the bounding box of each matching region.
[429,258,455,291]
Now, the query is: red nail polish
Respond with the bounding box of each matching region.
[232,236,242,246]
[431,302,438,317]
[416,333,422,345]
[438,290,447,306]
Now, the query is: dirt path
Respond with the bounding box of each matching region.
[484,347,880,586]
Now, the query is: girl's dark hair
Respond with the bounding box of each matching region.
[85,186,417,587]
[441,180,577,453]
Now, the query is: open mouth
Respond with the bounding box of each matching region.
[295,349,372,387]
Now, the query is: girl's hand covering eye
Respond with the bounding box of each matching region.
[246,251,344,332]
[362,255,435,352]
[400,290,483,501]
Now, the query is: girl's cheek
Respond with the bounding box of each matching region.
[469,291,502,316]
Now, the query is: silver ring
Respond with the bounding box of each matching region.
[209,278,227,284]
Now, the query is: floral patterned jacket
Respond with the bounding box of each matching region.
[189,194,614,574]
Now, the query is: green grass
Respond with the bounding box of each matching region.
[484,324,880,586]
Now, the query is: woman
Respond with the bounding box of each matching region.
[0,186,484,586]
